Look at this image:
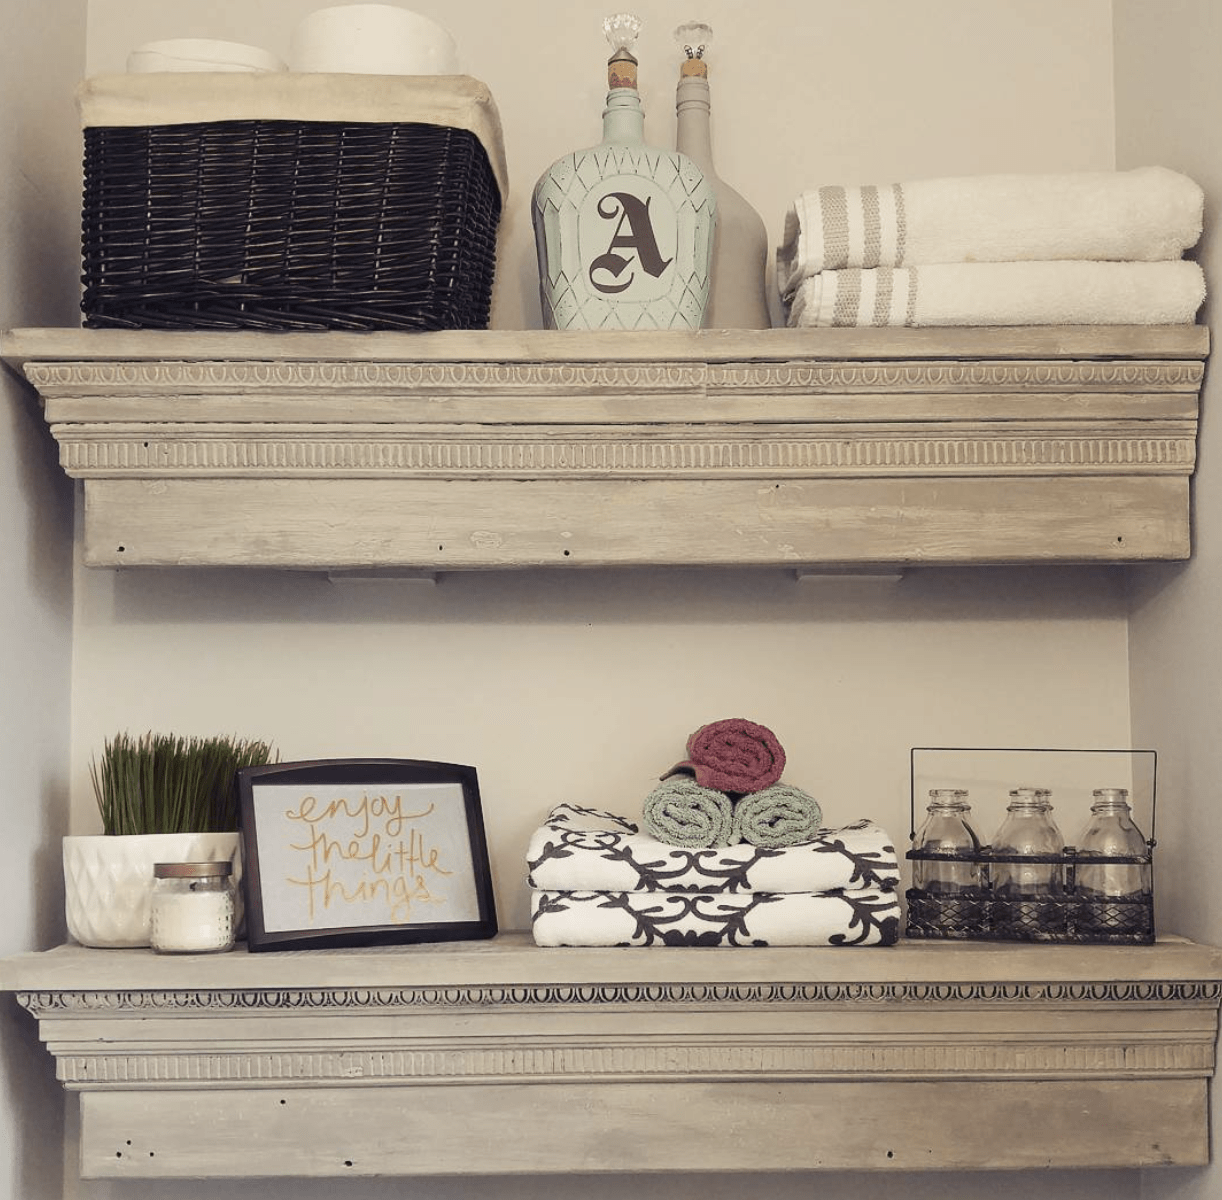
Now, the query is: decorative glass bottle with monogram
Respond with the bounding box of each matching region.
[532,13,717,329]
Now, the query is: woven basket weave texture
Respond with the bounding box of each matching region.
[81,118,501,331]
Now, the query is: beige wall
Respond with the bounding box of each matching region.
[1113,4,1222,1200]
[15,1,1194,1199]
[0,1,86,1197]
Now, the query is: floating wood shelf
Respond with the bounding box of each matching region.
[2,934,1220,1178]
[0,325,1208,570]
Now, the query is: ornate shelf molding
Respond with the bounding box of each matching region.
[2,934,1221,1178]
[0,325,1208,569]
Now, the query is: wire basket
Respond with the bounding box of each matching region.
[905,855,1155,944]
[81,117,502,331]
[904,747,1156,945]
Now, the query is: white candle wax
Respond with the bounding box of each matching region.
[151,888,234,953]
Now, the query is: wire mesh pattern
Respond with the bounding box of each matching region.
[905,850,1155,944]
[81,119,501,331]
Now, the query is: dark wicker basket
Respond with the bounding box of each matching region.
[81,118,501,331]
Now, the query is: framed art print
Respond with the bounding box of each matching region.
[237,758,498,951]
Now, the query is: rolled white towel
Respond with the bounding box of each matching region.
[777,167,1204,297]
[786,259,1206,328]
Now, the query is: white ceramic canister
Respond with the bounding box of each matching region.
[289,4,459,74]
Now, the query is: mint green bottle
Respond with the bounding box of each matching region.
[532,13,717,330]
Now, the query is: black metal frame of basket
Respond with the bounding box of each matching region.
[81,118,502,332]
[904,747,1156,945]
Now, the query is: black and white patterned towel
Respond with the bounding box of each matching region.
[526,803,899,895]
[531,888,901,948]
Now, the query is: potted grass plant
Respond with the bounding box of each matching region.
[63,732,277,948]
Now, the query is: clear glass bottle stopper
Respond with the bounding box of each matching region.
[674,22,713,59]
[604,13,642,54]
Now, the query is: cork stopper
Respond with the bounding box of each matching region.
[608,46,638,89]
[679,57,707,79]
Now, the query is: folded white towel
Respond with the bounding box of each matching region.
[531,888,901,947]
[526,803,899,894]
[786,260,1206,328]
[777,167,1204,296]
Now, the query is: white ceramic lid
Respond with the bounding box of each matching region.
[127,38,287,74]
[289,5,460,74]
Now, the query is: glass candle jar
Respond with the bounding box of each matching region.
[150,861,236,954]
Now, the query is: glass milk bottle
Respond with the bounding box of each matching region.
[912,789,982,892]
[990,787,1065,938]
[910,788,984,937]
[1074,787,1153,939]
[532,13,717,330]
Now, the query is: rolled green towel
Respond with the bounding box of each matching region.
[642,777,736,849]
[733,783,823,848]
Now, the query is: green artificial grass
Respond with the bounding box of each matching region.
[90,732,277,836]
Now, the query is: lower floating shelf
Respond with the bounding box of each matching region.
[3,932,1220,1177]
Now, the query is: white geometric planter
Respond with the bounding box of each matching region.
[63,832,243,949]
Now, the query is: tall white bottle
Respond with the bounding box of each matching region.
[673,22,771,329]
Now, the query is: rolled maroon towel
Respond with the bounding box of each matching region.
[667,718,786,795]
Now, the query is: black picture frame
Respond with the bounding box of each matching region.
[236,757,498,952]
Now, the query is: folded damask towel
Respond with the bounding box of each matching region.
[527,804,900,893]
[666,717,786,795]
[642,778,735,848]
[786,260,1206,328]
[732,783,823,847]
[531,888,901,947]
[776,166,1204,295]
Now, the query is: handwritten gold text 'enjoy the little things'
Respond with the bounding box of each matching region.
[282,792,455,923]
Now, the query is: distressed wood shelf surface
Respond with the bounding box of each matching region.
[3,933,1221,1178]
[0,324,1208,570]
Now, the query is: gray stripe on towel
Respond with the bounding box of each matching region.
[820,185,849,271]
[906,266,918,326]
[893,183,906,266]
[861,185,881,268]
[873,266,894,326]
[833,273,862,326]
